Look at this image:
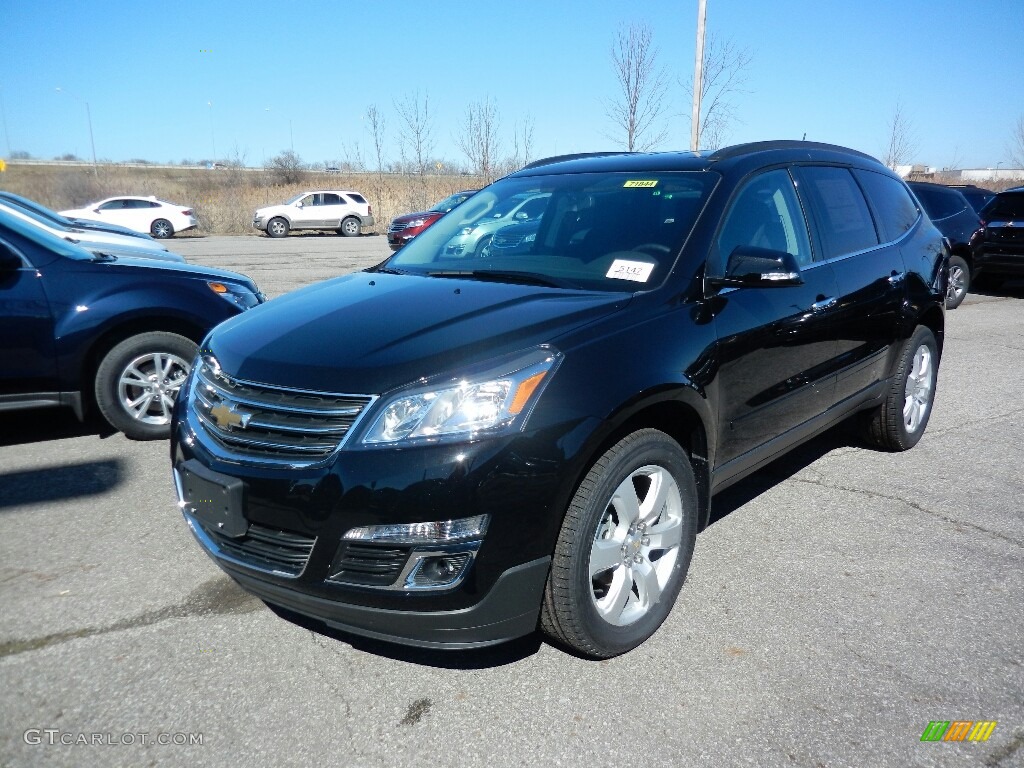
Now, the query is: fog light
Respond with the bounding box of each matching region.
[409,552,473,588]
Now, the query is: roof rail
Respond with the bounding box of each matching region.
[708,140,879,164]
[521,151,634,170]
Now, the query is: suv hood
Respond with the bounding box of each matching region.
[207,272,630,394]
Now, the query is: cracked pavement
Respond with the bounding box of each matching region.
[1,236,1021,767]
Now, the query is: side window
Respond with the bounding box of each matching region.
[321,193,341,206]
[99,200,125,210]
[794,166,878,259]
[346,193,367,205]
[855,170,920,241]
[716,169,814,270]
[299,194,316,207]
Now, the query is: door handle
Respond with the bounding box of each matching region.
[810,296,837,312]
[888,271,906,285]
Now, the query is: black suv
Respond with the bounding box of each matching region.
[908,181,980,308]
[0,209,264,439]
[971,186,1024,287]
[171,142,946,658]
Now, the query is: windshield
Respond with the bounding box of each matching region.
[1,193,75,228]
[429,192,474,213]
[284,193,306,205]
[0,209,98,260]
[384,172,717,291]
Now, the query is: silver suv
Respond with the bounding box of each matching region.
[253,191,374,238]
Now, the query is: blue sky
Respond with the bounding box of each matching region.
[2,0,1022,170]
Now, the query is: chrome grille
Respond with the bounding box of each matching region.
[492,230,526,249]
[387,221,409,233]
[189,358,375,463]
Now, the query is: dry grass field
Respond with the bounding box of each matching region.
[0,163,485,236]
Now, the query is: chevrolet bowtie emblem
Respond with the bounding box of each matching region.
[210,403,253,430]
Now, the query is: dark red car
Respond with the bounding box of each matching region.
[386,190,476,251]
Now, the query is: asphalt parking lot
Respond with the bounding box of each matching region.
[1,234,1022,768]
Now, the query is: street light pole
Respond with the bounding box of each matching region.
[56,87,98,177]
[690,0,708,152]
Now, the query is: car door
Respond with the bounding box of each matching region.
[794,166,909,404]
[292,194,319,227]
[710,168,841,467]
[0,237,57,397]
[94,198,135,228]
[319,193,345,227]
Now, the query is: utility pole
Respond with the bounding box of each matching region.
[56,87,98,177]
[690,0,707,152]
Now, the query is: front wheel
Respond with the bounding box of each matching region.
[338,217,361,237]
[94,332,197,440]
[865,325,938,451]
[945,255,970,309]
[541,429,698,658]
[266,217,289,238]
[150,219,174,238]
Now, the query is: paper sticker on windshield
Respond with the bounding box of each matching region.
[623,180,658,188]
[607,259,655,282]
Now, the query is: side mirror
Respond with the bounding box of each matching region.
[709,246,804,288]
[93,208,101,214]
[295,201,304,208]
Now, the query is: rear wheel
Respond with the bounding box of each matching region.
[267,217,289,238]
[541,429,698,658]
[150,219,174,239]
[865,326,938,451]
[339,217,361,237]
[94,332,197,440]
[945,255,970,309]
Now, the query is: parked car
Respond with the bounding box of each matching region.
[971,186,1024,287]
[443,192,550,258]
[252,191,373,238]
[171,141,945,658]
[0,208,263,439]
[386,190,477,251]
[908,181,980,308]
[0,191,155,241]
[946,184,996,215]
[0,199,179,260]
[61,196,198,239]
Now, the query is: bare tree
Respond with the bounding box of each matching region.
[340,139,365,171]
[265,149,306,184]
[682,34,753,150]
[604,23,670,152]
[394,90,435,177]
[456,97,502,183]
[365,104,387,177]
[882,101,918,171]
[1008,114,1024,169]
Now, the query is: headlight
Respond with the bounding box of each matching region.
[207,281,263,310]
[459,225,477,235]
[407,217,428,228]
[360,346,562,446]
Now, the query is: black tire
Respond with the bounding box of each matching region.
[94,332,197,440]
[540,429,698,658]
[945,255,970,309]
[150,219,174,239]
[339,217,361,237]
[474,235,492,258]
[865,326,938,451]
[267,217,289,238]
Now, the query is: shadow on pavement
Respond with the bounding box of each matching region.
[0,458,124,510]
[0,409,116,448]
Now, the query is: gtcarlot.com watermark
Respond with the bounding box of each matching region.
[24,729,204,746]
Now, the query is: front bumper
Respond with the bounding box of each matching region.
[170,391,577,648]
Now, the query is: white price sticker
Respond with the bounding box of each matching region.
[606,259,655,283]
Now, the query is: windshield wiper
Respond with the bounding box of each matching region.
[427,270,574,289]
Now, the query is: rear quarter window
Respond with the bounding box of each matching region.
[855,171,922,240]
[795,166,879,259]
[346,193,367,205]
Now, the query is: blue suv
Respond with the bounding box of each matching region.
[0,209,264,439]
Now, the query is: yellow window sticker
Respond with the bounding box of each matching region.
[623,180,658,188]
